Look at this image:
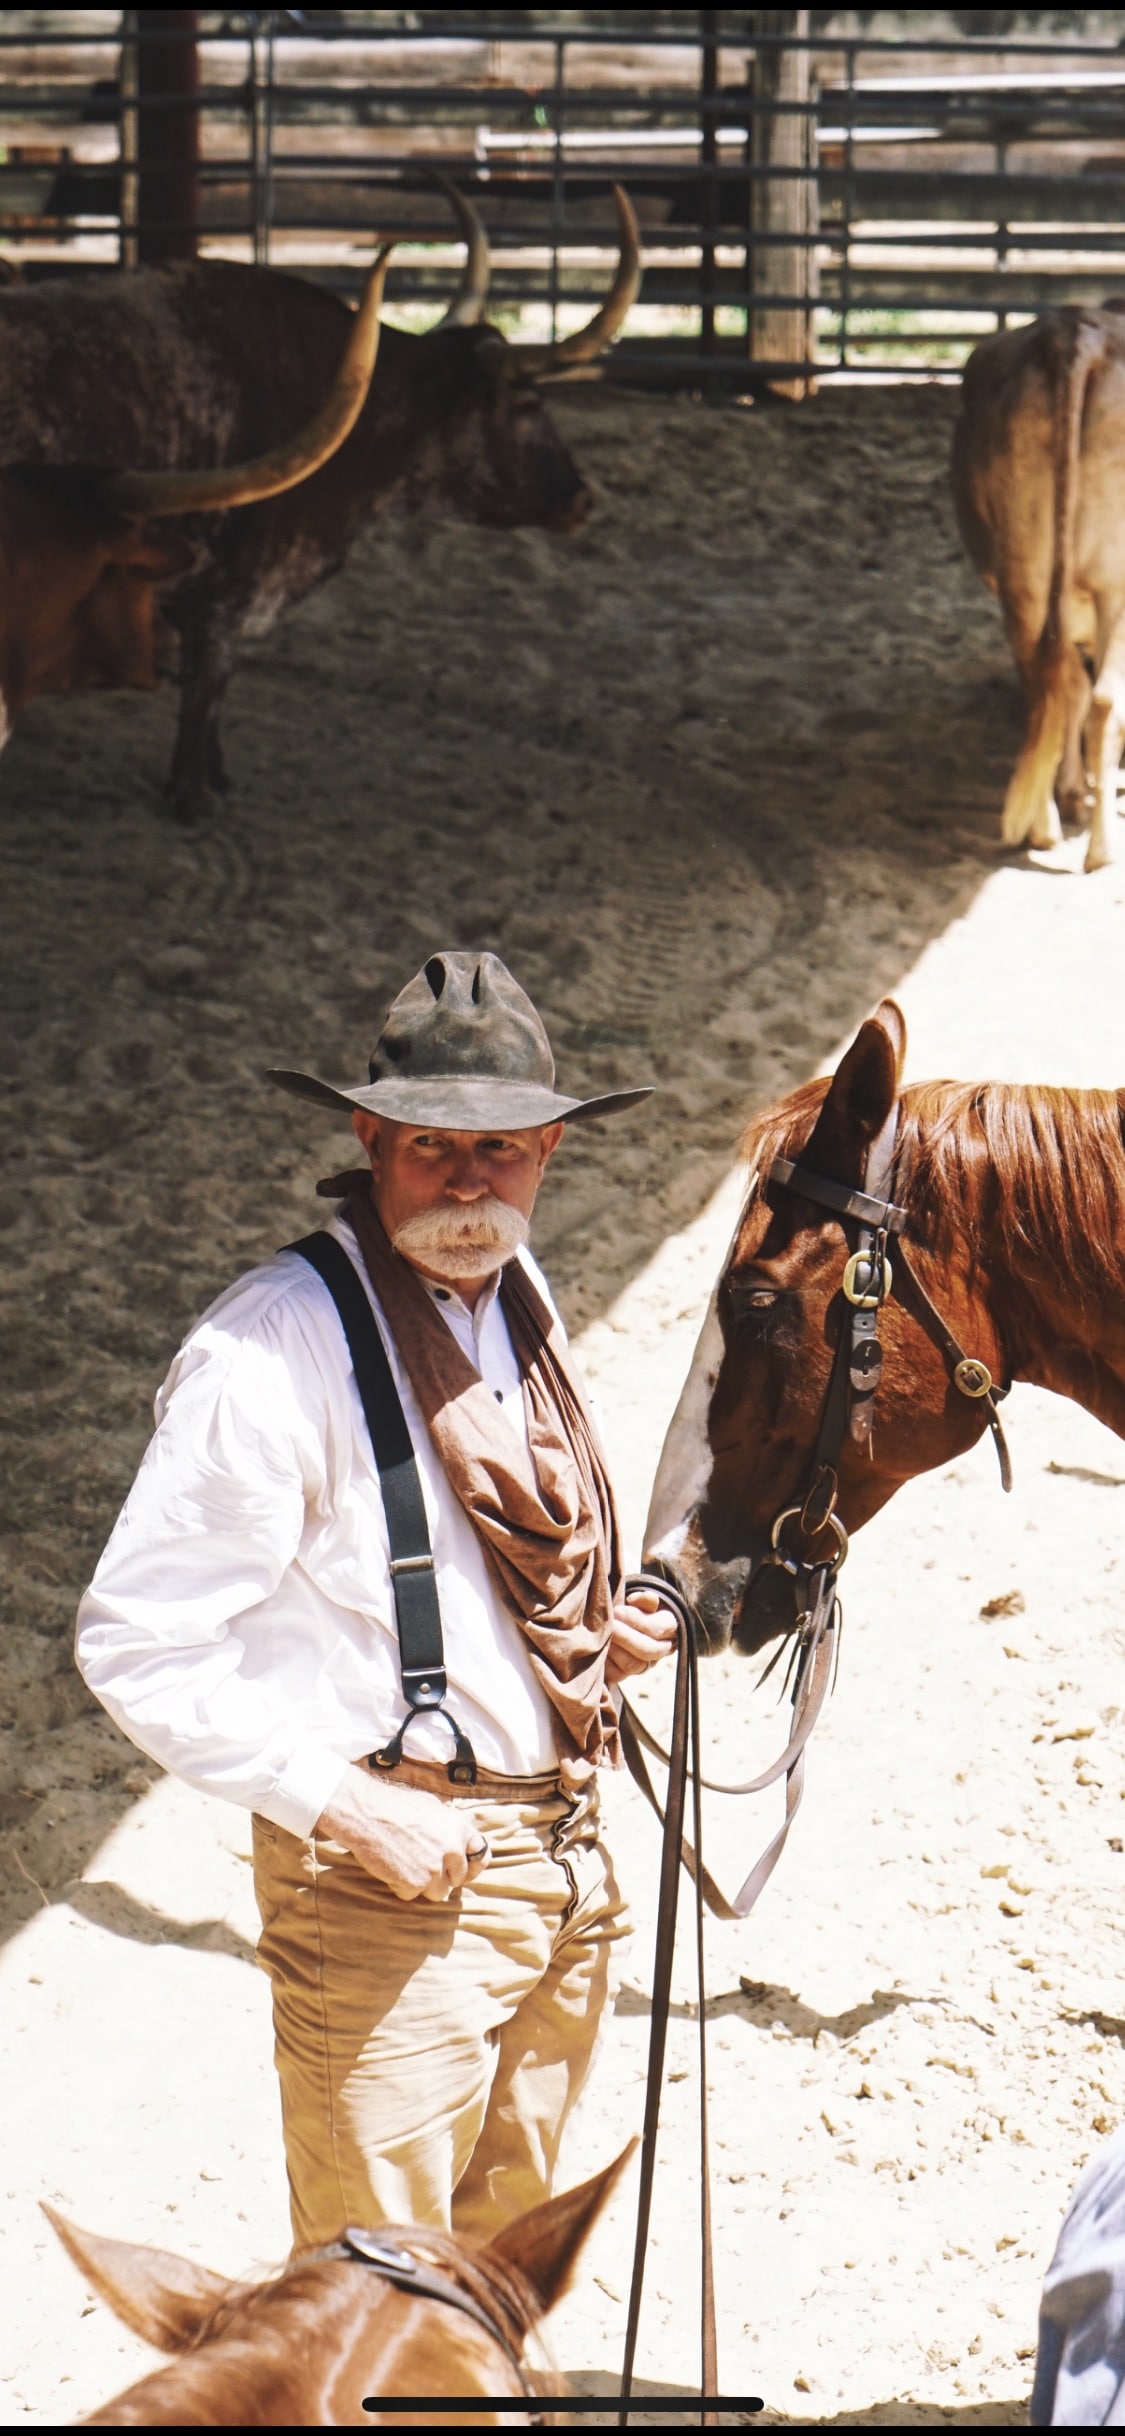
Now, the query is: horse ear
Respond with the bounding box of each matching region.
[803,997,907,1179]
[41,2203,232,2352]
[480,2141,638,2315]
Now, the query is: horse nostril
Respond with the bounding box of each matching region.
[692,1557,751,1654]
[734,1563,799,1655]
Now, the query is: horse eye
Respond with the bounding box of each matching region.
[725,1281,780,1328]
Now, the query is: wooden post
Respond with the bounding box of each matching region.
[119,8,138,268]
[128,8,199,265]
[750,9,817,398]
[699,8,720,365]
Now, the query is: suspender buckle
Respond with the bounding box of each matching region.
[369,1706,479,1786]
[400,1666,447,1710]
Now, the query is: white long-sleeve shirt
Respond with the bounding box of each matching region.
[75,1215,561,1838]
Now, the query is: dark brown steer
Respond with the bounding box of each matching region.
[952,302,1125,872]
[0,189,640,819]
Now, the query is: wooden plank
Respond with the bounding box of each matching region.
[750,9,817,397]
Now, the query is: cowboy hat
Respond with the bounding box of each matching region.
[267,950,653,1130]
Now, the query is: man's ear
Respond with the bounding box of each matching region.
[352,1109,379,1164]
[538,1120,565,1170]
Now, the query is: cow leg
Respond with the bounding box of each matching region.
[1085,617,1125,869]
[1002,693,1063,850]
[1056,653,1093,827]
[167,625,236,824]
[1001,610,1069,850]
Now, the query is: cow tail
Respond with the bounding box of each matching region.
[1041,315,1103,680]
[1002,315,1104,846]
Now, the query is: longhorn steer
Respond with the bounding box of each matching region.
[952,302,1125,871]
[0,189,639,820]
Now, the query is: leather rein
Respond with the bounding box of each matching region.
[615,1096,1013,2427]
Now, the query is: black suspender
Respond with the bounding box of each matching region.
[288,1231,477,1785]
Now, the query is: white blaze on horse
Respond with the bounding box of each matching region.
[646,997,1125,1652]
[45,2146,634,2426]
[953,302,1125,871]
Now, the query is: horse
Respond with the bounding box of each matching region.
[644,996,1125,1655]
[44,2145,634,2426]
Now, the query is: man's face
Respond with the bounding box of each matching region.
[353,1112,564,1284]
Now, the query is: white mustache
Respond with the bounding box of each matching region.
[392,1197,529,1281]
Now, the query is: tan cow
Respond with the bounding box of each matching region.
[952,302,1125,871]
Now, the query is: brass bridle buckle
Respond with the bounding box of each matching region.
[954,1355,994,1399]
[842,1247,892,1309]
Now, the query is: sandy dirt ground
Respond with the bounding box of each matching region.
[2,377,1125,2425]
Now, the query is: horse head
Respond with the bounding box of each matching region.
[644,999,1007,1656]
[44,2143,636,2424]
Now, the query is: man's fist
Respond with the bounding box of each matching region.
[315,1764,490,1902]
[606,1586,679,1685]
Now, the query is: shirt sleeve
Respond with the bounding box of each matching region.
[75,1276,355,1837]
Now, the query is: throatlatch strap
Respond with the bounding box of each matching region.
[288,1232,477,1784]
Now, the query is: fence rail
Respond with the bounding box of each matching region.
[3,12,1125,386]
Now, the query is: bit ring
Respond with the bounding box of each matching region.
[769,1504,849,1573]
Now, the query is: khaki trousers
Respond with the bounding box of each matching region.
[252,1776,629,2249]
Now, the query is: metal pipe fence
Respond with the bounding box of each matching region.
[4,11,1125,386]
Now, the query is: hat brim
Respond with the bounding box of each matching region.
[266,1069,654,1128]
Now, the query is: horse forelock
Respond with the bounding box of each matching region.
[738,1074,1125,1307]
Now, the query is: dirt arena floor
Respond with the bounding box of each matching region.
[3,376,1125,2424]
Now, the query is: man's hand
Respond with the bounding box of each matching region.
[605,1586,679,1686]
[314,1763,490,1903]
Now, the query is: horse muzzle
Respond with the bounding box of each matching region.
[644,1514,803,1658]
[733,1553,803,1655]
[642,1514,749,1656]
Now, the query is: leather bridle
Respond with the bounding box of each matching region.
[762,1094,1012,1562]
[323,2227,544,2418]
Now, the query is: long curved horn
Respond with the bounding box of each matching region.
[100,245,395,521]
[428,173,491,329]
[516,186,641,374]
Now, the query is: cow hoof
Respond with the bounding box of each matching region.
[1085,842,1114,872]
[165,781,215,827]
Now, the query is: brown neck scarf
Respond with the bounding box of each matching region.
[317,1172,623,1782]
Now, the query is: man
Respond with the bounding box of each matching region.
[1031,2123,1125,2425]
[76,950,674,2248]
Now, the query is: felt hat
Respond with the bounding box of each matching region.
[267,950,653,1129]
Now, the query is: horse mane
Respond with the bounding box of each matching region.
[200,2230,544,2363]
[740,1074,1125,1305]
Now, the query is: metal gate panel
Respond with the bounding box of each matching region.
[3,12,1125,387]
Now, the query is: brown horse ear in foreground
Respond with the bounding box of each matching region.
[43,2205,233,2354]
[43,2142,637,2426]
